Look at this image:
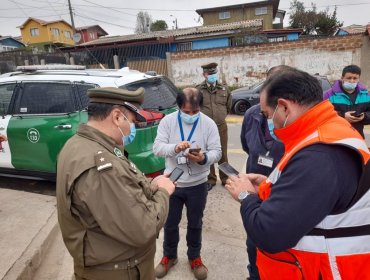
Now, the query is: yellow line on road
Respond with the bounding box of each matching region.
[228,149,245,154]
[226,115,243,124]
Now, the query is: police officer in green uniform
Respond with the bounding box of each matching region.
[196,63,232,190]
[56,87,175,280]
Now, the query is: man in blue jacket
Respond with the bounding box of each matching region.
[240,65,286,279]
[324,65,370,138]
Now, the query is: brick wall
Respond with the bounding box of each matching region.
[169,34,365,87]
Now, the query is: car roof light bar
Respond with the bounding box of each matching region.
[16,65,86,71]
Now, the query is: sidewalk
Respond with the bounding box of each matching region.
[0,188,57,280]
[0,184,249,280]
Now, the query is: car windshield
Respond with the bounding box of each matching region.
[120,77,177,110]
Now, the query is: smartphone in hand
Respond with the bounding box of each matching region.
[169,167,184,182]
[351,111,363,118]
[189,148,201,155]
[218,162,239,177]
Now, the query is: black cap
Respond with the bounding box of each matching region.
[87,87,146,122]
[201,62,218,74]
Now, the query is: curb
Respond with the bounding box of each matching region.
[3,209,59,280]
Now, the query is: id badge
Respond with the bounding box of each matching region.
[257,154,274,168]
[177,156,188,165]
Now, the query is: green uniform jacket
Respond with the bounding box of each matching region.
[56,124,169,275]
[196,81,232,125]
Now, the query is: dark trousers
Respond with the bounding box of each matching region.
[209,122,228,185]
[247,236,260,280]
[163,182,208,260]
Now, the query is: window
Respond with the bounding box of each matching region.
[120,77,177,110]
[219,11,231,20]
[75,83,97,109]
[177,42,192,51]
[89,33,96,40]
[64,30,71,39]
[30,28,39,37]
[268,36,287,43]
[17,83,75,114]
[0,83,16,115]
[255,7,268,15]
[51,28,60,37]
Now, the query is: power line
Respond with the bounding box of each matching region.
[281,1,370,9]
[79,0,137,17]
[0,13,69,19]
[74,12,134,30]
[72,4,195,12]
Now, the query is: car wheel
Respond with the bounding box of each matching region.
[234,100,251,115]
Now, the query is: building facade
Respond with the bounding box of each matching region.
[18,18,74,51]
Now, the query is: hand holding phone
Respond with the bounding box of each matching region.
[218,162,239,177]
[169,167,184,182]
[351,111,363,118]
[189,148,201,155]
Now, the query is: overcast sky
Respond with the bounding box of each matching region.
[0,0,369,38]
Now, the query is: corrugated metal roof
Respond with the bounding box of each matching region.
[78,19,263,47]
[341,25,367,34]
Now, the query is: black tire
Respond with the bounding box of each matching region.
[234,99,251,115]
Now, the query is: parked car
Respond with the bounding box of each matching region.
[0,65,179,180]
[231,74,332,115]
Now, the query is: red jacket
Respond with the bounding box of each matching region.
[257,100,370,280]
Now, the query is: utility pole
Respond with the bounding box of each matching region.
[67,0,75,32]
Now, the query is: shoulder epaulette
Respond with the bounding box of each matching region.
[95,151,113,172]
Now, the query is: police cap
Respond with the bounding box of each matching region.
[87,87,146,122]
[201,62,218,74]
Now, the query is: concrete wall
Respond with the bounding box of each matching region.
[169,34,366,88]
[360,36,370,88]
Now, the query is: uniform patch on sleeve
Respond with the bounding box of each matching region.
[95,151,113,172]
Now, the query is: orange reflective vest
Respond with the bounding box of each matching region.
[257,100,370,280]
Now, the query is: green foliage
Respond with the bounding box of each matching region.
[150,20,168,32]
[289,0,343,35]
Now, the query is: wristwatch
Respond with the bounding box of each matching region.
[238,191,250,203]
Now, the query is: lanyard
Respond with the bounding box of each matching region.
[178,112,199,141]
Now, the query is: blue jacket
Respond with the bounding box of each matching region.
[240,105,284,175]
[324,80,370,138]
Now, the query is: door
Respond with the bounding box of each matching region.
[0,83,16,169]
[7,81,82,173]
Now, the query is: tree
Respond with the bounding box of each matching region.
[135,11,152,34]
[289,0,342,35]
[150,20,168,32]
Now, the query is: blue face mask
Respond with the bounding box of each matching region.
[118,114,136,145]
[342,81,357,91]
[207,74,218,84]
[267,105,279,141]
[180,111,200,124]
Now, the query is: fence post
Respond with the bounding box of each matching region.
[70,56,75,65]
[113,55,119,69]
[24,60,29,66]
[40,59,45,65]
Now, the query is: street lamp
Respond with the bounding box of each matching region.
[170,15,178,29]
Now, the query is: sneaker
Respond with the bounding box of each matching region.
[189,257,208,280]
[155,256,178,278]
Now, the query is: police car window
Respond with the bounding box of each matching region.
[120,77,177,110]
[17,83,75,114]
[0,83,16,115]
[75,83,97,109]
